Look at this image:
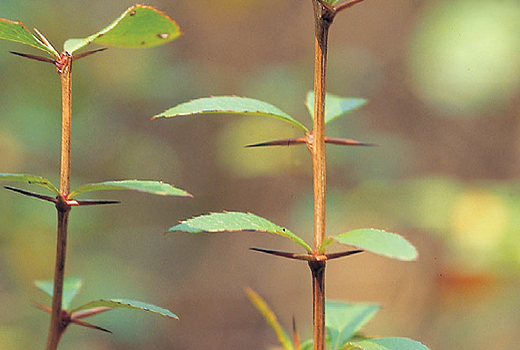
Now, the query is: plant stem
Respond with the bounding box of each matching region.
[59,53,72,197]
[309,260,326,350]
[46,53,73,350]
[45,201,71,350]
[311,2,334,350]
[311,1,333,253]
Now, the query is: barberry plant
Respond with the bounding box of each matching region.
[0,5,187,350]
[154,1,432,350]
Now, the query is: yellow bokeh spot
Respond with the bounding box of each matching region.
[451,189,508,254]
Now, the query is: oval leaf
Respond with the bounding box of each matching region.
[153,96,309,133]
[68,180,192,198]
[0,19,58,57]
[169,211,313,253]
[346,337,431,350]
[326,302,381,350]
[64,4,181,54]
[70,299,178,320]
[329,229,418,261]
[0,173,59,196]
[35,277,83,310]
[305,91,367,125]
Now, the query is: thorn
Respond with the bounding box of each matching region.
[324,137,376,147]
[250,247,315,261]
[73,48,108,61]
[245,137,307,148]
[4,186,57,203]
[9,51,55,64]
[72,199,121,206]
[325,249,364,260]
[70,318,112,333]
[31,301,52,313]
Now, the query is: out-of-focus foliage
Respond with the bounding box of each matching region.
[407,0,520,115]
[1,1,520,350]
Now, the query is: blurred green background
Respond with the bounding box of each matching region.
[1,0,520,349]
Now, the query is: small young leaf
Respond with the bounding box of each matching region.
[64,4,181,54]
[305,91,367,125]
[70,299,178,320]
[345,337,431,350]
[169,211,313,253]
[35,277,82,310]
[326,302,380,350]
[329,229,418,261]
[245,287,294,350]
[0,173,59,196]
[68,180,192,198]
[0,19,58,57]
[153,96,309,133]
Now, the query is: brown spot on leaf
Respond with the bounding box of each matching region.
[157,33,169,39]
[141,41,146,45]
[130,11,136,16]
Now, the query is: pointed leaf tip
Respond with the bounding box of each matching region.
[245,287,294,350]
[153,96,309,133]
[305,91,367,124]
[0,173,59,196]
[325,302,380,350]
[64,4,181,54]
[68,180,192,198]
[169,211,312,253]
[0,19,58,57]
[35,277,82,310]
[70,299,178,320]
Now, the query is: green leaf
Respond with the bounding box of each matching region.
[64,4,181,54]
[0,19,58,57]
[70,299,178,320]
[245,287,294,350]
[68,180,192,198]
[305,91,367,125]
[35,277,83,310]
[153,96,309,133]
[169,211,313,253]
[345,337,431,350]
[326,302,381,350]
[0,173,59,196]
[329,229,418,261]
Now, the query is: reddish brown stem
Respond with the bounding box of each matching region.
[45,200,71,350]
[311,2,335,350]
[309,260,326,350]
[45,53,73,350]
[59,52,72,197]
[312,1,333,254]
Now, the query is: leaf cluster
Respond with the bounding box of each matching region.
[247,288,429,350]
[34,278,177,333]
[160,96,417,262]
